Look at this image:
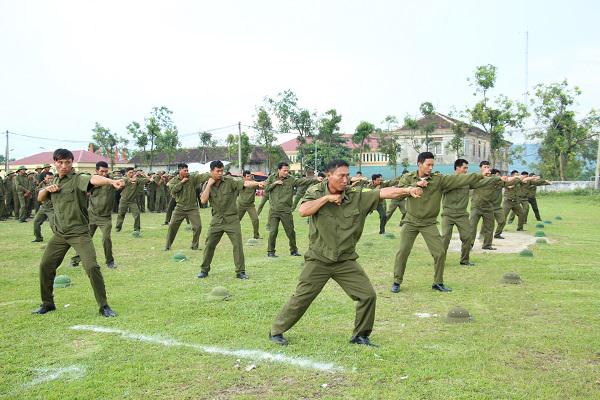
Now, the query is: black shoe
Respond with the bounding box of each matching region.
[482,246,497,250]
[163,222,169,225]
[350,336,378,347]
[516,228,524,231]
[164,247,170,251]
[19,219,27,223]
[115,227,121,232]
[190,246,199,250]
[267,252,278,258]
[379,230,385,235]
[197,271,209,279]
[32,304,56,314]
[432,283,452,292]
[269,332,288,346]
[254,236,263,240]
[459,262,475,266]
[31,238,43,243]
[69,260,80,267]
[494,234,505,239]
[99,305,117,317]
[236,272,249,280]
[107,261,117,269]
[391,283,400,293]
[290,251,301,257]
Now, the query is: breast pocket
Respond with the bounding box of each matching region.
[341,208,360,229]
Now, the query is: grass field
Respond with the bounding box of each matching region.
[1,193,600,399]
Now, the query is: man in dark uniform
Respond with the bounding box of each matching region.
[32,148,123,317]
[196,161,263,279]
[269,159,422,346]
[32,172,55,242]
[15,166,31,222]
[115,168,147,232]
[238,170,261,239]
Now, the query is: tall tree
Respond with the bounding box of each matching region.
[378,131,401,177]
[253,107,276,171]
[198,131,217,163]
[419,102,436,151]
[156,127,180,172]
[529,81,598,180]
[403,115,421,153]
[127,106,176,171]
[465,65,528,168]
[446,120,467,158]
[301,109,349,172]
[227,132,253,170]
[352,121,375,171]
[92,122,128,170]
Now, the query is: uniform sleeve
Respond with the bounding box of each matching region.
[396,174,413,188]
[359,189,381,214]
[76,173,92,192]
[441,173,483,191]
[192,173,210,186]
[301,185,320,204]
[470,175,500,189]
[233,178,244,192]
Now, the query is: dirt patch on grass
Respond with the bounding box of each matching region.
[448,230,554,254]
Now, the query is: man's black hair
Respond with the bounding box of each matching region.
[96,161,109,169]
[454,159,469,170]
[490,168,501,175]
[325,159,349,172]
[210,160,224,170]
[177,163,188,170]
[41,171,54,179]
[372,174,382,181]
[243,170,252,177]
[479,160,490,167]
[521,171,529,176]
[318,172,325,178]
[511,170,519,175]
[126,167,135,172]
[417,152,434,164]
[53,148,74,161]
[277,162,289,170]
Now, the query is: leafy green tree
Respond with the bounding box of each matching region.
[403,115,421,153]
[92,122,128,170]
[227,132,253,170]
[156,127,180,172]
[198,131,217,163]
[446,120,467,158]
[465,65,528,168]
[352,121,375,171]
[418,102,436,151]
[300,109,350,172]
[127,106,176,171]
[253,107,276,171]
[378,131,401,177]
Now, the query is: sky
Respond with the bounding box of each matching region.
[1,0,599,160]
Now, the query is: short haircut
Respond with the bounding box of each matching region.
[325,159,349,172]
[454,159,469,170]
[318,172,326,178]
[243,170,252,177]
[521,171,529,176]
[277,162,289,170]
[417,151,434,164]
[490,168,501,175]
[479,161,490,167]
[372,174,382,181]
[511,170,519,175]
[177,163,188,170]
[210,160,224,170]
[126,167,135,172]
[96,161,109,169]
[356,171,362,175]
[53,148,74,161]
[41,171,54,178]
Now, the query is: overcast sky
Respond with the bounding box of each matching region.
[1,0,599,159]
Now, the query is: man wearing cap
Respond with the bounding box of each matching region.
[32,172,55,242]
[238,170,261,240]
[165,163,209,250]
[264,162,320,258]
[269,159,422,346]
[32,148,124,317]
[115,168,147,232]
[15,166,30,222]
[196,161,264,279]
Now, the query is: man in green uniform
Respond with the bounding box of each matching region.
[32,172,55,242]
[469,161,505,250]
[196,161,263,279]
[32,148,123,317]
[165,163,209,250]
[392,152,489,293]
[508,171,530,224]
[15,166,31,222]
[500,170,527,232]
[115,168,147,232]
[264,162,320,258]
[146,172,156,212]
[238,170,261,239]
[292,170,317,211]
[526,172,550,221]
[269,159,422,346]
[0,173,6,220]
[369,174,390,234]
[490,168,508,239]
[4,172,15,217]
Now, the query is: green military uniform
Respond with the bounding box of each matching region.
[199,176,246,274]
[526,180,550,221]
[0,176,5,220]
[499,181,525,232]
[369,179,399,234]
[115,176,147,232]
[470,178,507,247]
[146,175,157,212]
[33,181,55,241]
[88,183,116,265]
[271,180,380,339]
[12,175,21,219]
[442,176,500,264]
[508,181,530,225]
[385,198,407,227]
[291,177,317,211]
[159,176,170,212]
[4,174,15,217]
[491,180,506,237]
[238,185,260,239]
[394,172,484,286]
[15,171,30,222]
[38,172,109,309]
[265,174,318,255]
[165,173,209,250]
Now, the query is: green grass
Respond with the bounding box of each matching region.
[1,195,600,399]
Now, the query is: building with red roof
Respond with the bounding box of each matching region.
[9,150,134,174]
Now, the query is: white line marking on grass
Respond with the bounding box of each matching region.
[70,325,343,372]
[24,365,86,387]
[415,313,437,318]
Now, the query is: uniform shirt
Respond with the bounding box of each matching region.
[49,172,92,235]
[39,182,53,211]
[369,178,400,207]
[15,174,29,194]
[146,177,157,193]
[207,177,245,222]
[89,184,115,219]
[442,176,500,217]
[237,184,257,208]
[4,177,14,195]
[398,172,484,226]
[169,173,210,211]
[504,180,522,202]
[264,175,319,213]
[120,177,147,203]
[302,180,380,263]
[471,179,506,211]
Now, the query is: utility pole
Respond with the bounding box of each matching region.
[4,131,8,172]
[238,122,242,173]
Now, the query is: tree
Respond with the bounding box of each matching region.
[529,81,598,180]
[127,106,176,171]
[419,102,436,151]
[465,65,528,168]
[198,131,217,163]
[227,132,253,170]
[92,122,128,170]
[403,115,421,153]
[352,121,375,171]
[300,109,350,172]
[156,127,180,172]
[378,130,401,177]
[253,107,276,171]
[266,89,317,172]
[446,120,467,158]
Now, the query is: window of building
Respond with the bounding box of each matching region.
[478,140,481,158]
[432,141,443,156]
